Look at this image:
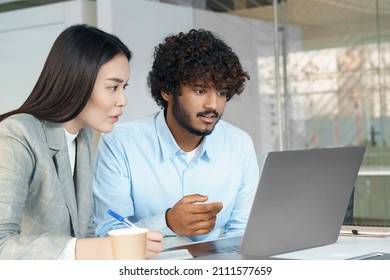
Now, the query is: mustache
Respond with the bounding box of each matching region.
[196,110,219,118]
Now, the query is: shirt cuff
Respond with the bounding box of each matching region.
[136,211,176,236]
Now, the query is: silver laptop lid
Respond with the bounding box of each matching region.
[240,146,365,257]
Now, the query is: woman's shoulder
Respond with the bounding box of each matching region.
[1,113,42,129]
[0,113,46,140]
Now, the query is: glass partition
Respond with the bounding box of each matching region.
[231,0,390,225]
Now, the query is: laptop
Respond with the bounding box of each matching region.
[165,146,365,259]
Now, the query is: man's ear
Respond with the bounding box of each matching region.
[161,90,172,102]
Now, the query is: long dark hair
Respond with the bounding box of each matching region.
[0,24,131,122]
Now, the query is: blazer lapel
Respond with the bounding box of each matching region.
[44,121,80,236]
[73,128,94,236]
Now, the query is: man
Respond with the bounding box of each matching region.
[93,29,259,243]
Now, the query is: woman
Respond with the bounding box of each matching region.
[0,24,163,259]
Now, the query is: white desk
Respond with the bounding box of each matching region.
[162,235,390,260]
[274,236,390,259]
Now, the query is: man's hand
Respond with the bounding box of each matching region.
[146,230,164,258]
[166,194,223,236]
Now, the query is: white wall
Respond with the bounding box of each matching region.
[0,0,96,114]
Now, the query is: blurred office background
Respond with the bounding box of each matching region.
[0,0,389,225]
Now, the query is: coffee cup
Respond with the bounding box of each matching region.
[108,227,148,260]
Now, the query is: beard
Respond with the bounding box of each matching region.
[171,97,220,137]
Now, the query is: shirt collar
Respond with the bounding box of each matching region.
[63,127,79,144]
[155,110,214,162]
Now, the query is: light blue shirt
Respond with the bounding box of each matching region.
[93,110,259,242]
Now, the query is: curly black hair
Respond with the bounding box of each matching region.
[147,29,250,109]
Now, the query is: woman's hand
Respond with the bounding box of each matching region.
[147,230,164,258]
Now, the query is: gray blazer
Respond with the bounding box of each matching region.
[0,114,95,259]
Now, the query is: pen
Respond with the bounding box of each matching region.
[347,252,384,260]
[107,209,137,228]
